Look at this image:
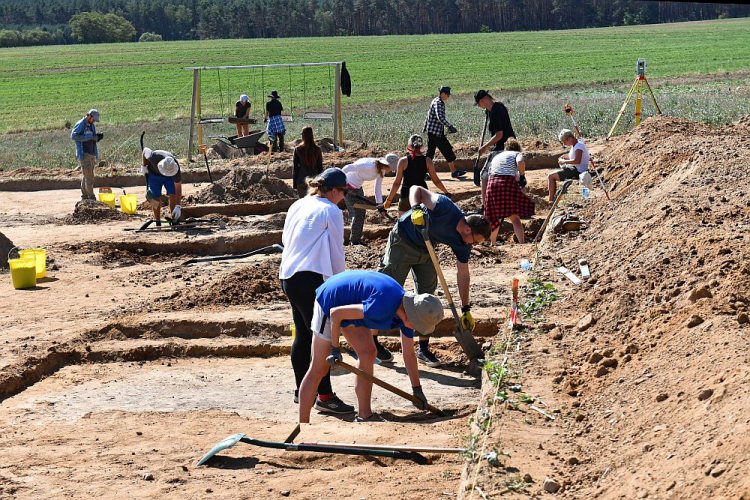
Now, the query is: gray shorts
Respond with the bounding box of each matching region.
[311,301,332,341]
[552,165,580,181]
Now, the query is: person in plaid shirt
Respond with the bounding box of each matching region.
[265,90,286,152]
[423,86,466,179]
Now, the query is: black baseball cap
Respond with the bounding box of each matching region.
[474,90,491,105]
[320,168,347,188]
[439,86,451,96]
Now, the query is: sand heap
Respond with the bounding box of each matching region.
[0,231,14,268]
[64,199,129,225]
[188,169,296,204]
[536,115,750,498]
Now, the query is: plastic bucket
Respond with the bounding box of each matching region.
[120,194,138,214]
[9,257,37,289]
[99,192,116,208]
[19,249,46,279]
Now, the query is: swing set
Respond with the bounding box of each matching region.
[185,62,344,161]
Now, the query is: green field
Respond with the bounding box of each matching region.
[0,18,749,171]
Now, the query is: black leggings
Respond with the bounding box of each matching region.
[280,271,333,395]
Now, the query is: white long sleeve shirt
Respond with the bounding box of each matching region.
[342,158,385,203]
[279,195,346,280]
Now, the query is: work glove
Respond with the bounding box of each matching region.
[448,126,458,134]
[140,165,149,175]
[412,385,428,411]
[96,133,104,142]
[326,346,342,369]
[172,205,182,221]
[518,174,527,189]
[376,204,388,217]
[461,305,476,332]
[410,205,426,226]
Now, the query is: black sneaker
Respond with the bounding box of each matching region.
[451,170,467,178]
[293,389,299,404]
[354,413,384,423]
[375,343,394,363]
[314,393,354,414]
[417,349,441,368]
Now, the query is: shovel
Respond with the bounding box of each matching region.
[182,243,283,266]
[198,144,214,183]
[196,432,428,466]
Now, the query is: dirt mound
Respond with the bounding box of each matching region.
[534,114,750,498]
[187,169,296,204]
[63,200,130,225]
[0,231,14,268]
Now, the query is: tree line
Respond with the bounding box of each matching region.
[0,0,748,47]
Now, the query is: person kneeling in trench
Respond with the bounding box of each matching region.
[298,270,444,423]
[142,148,182,224]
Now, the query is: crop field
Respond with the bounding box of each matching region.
[0,18,748,170]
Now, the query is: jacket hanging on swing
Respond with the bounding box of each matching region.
[341,62,351,97]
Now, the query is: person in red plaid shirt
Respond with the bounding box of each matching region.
[484,138,534,246]
[423,86,466,179]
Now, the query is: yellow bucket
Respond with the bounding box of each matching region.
[19,249,46,279]
[9,257,37,289]
[99,192,116,208]
[120,194,138,214]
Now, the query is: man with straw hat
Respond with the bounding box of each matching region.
[265,90,286,152]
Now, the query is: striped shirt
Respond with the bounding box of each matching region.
[488,151,524,177]
[423,96,453,136]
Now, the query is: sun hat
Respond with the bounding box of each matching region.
[268,90,281,99]
[402,292,444,334]
[88,109,100,122]
[439,86,451,96]
[377,153,399,170]
[157,156,179,177]
[320,167,347,188]
[240,94,249,102]
[473,90,491,105]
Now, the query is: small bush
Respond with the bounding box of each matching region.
[139,32,163,42]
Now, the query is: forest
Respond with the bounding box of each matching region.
[0,0,748,46]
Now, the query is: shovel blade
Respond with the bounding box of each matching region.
[196,433,246,466]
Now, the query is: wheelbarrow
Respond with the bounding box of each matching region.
[216,130,266,151]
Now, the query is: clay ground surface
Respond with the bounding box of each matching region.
[1,120,749,499]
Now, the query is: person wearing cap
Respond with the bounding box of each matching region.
[383,134,451,216]
[141,148,182,224]
[234,94,252,138]
[474,90,516,208]
[375,185,491,367]
[548,129,590,202]
[298,270,444,423]
[70,109,102,201]
[423,86,466,179]
[292,126,324,198]
[280,167,355,417]
[265,90,286,152]
[342,153,398,246]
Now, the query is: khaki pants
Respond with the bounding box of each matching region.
[80,153,96,200]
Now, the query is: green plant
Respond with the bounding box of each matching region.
[518,278,559,322]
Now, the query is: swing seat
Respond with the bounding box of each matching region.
[303,111,333,120]
[228,117,258,125]
[199,117,225,124]
[281,115,294,123]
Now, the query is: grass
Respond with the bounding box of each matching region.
[1,18,749,171]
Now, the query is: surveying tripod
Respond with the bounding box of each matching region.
[607,58,661,139]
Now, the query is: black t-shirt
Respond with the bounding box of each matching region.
[266,99,283,117]
[487,101,515,151]
[235,101,251,118]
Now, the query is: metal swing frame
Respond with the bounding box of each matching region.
[186,62,344,162]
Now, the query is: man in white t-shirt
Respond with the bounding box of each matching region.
[547,129,590,202]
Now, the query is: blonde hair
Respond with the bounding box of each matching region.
[558,129,575,142]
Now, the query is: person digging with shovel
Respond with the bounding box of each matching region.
[141,147,182,224]
[298,270,444,423]
[374,185,491,367]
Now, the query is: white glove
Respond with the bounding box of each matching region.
[140,165,149,175]
[172,205,181,221]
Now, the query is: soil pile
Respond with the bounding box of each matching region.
[0,231,14,268]
[187,169,296,204]
[526,115,750,498]
[64,200,129,225]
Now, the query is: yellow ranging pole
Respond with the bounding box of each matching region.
[607,59,661,139]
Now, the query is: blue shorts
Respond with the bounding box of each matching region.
[147,173,175,196]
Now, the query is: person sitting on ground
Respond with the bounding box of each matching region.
[374,185,491,367]
[298,270,444,423]
[141,148,182,224]
[548,129,590,202]
[484,138,535,246]
[292,126,324,198]
[383,134,451,215]
[234,94,251,138]
[342,153,399,246]
[71,109,102,201]
[280,168,354,416]
[474,90,516,209]
[265,90,286,152]
[423,86,466,179]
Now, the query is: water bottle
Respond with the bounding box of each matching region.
[581,186,590,200]
[520,259,532,271]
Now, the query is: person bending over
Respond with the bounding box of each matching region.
[342,153,398,245]
[142,147,182,224]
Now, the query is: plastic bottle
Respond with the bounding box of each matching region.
[520,259,532,271]
[581,186,590,200]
